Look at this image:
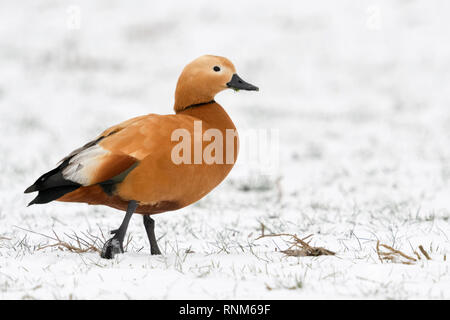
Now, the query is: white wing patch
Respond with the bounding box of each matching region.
[62,144,111,186]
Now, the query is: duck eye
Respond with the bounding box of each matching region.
[213,66,221,72]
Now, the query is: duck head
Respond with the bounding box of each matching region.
[174,55,259,112]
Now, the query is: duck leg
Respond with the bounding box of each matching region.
[143,215,161,255]
[101,200,138,259]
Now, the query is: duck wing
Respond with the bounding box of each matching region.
[24,115,149,205]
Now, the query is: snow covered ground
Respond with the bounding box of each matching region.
[1,0,450,299]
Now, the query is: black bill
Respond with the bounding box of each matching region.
[226,74,259,91]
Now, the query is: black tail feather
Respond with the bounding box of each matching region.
[27,185,81,206]
[24,167,60,193]
[25,161,81,205]
[25,163,80,193]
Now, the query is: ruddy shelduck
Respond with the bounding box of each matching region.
[25,55,258,259]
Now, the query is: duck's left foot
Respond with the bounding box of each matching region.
[101,237,123,259]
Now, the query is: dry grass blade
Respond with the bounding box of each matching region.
[14,226,100,253]
[37,241,100,253]
[377,242,417,262]
[377,241,431,264]
[376,241,433,264]
[256,233,335,257]
[38,233,100,253]
[418,245,431,260]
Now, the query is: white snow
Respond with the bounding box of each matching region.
[1,0,450,299]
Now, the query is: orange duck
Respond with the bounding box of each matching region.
[25,55,258,259]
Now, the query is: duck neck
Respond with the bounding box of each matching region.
[177,101,236,131]
[173,80,216,113]
[179,100,216,112]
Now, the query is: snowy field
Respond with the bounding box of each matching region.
[1,0,450,299]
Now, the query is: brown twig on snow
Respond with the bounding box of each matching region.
[379,242,416,261]
[376,241,416,264]
[256,233,335,257]
[418,245,431,260]
[376,241,435,264]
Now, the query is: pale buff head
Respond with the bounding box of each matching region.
[174,55,258,112]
